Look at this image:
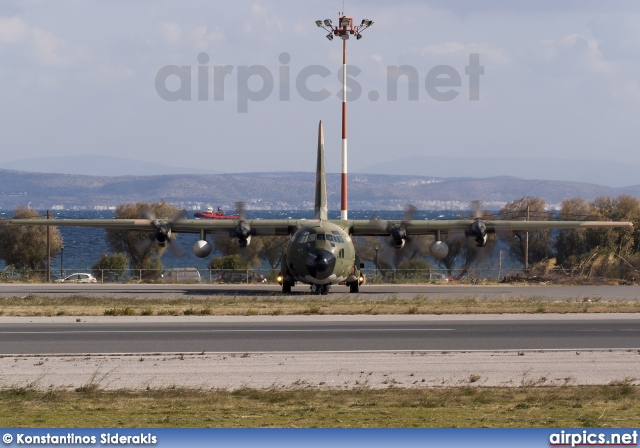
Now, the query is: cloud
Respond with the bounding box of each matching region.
[157,22,182,45]
[0,16,28,43]
[191,25,224,51]
[0,14,79,67]
[521,32,640,107]
[31,27,69,66]
[250,3,283,33]
[238,3,283,42]
[529,34,613,76]
[419,41,511,66]
[588,15,640,61]
[415,0,640,16]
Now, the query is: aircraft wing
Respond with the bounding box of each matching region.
[8,218,158,231]
[484,220,634,232]
[8,218,302,236]
[170,219,299,236]
[9,217,633,236]
[347,219,633,237]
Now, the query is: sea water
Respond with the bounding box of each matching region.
[0,209,462,271]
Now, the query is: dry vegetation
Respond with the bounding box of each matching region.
[1,294,640,317]
[1,385,638,427]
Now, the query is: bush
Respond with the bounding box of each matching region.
[91,253,128,282]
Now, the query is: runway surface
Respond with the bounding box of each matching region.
[2,283,639,390]
[1,315,639,355]
[1,314,639,390]
[2,282,640,300]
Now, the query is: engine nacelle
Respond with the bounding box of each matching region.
[468,220,488,247]
[234,222,251,247]
[153,223,172,247]
[429,240,449,259]
[192,240,212,258]
[238,235,251,248]
[389,225,406,249]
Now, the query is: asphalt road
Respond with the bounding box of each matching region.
[2,282,640,300]
[2,284,639,390]
[2,315,639,355]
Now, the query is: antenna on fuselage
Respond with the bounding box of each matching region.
[314,120,328,221]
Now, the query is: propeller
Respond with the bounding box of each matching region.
[462,200,494,263]
[369,205,430,267]
[436,200,493,263]
[233,201,252,248]
[206,202,279,268]
[467,200,488,247]
[370,204,417,250]
[136,206,188,258]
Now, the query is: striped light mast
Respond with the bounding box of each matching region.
[316,14,373,220]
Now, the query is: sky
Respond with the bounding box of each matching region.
[1,0,640,182]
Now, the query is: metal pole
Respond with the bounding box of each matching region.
[316,15,372,220]
[525,205,530,272]
[341,37,348,220]
[60,246,64,279]
[46,210,50,282]
[374,246,379,276]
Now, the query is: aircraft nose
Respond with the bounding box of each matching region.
[306,249,336,280]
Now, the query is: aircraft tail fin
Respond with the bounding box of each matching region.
[314,120,328,221]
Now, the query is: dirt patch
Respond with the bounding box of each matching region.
[500,274,632,286]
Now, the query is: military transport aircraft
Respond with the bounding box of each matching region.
[10,121,633,294]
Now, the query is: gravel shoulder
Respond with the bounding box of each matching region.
[2,314,638,391]
[2,350,639,391]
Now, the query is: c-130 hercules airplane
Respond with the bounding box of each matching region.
[10,121,633,294]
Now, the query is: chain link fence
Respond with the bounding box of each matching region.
[3,266,540,284]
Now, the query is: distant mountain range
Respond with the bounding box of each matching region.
[1,167,640,211]
[2,155,638,188]
[358,156,640,188]
[0,156,219,177]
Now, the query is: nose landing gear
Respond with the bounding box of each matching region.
[310,284,330,295]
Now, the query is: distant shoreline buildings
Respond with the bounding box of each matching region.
[8,200,520,212]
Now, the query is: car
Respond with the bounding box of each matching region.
[158,268,202,283]
[216,270,267,284]
[55,273,98,283]
[431,273,450,282]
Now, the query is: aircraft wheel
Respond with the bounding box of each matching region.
[321,284,330,295]
[310,284,320,295]
[349,282,359,293]
[282,281,292,294]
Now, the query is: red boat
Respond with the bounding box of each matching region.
[193,206,239,220]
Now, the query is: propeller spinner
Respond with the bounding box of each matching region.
[233,201,252,247]
[137,206,187,258]
[467,200,488,247]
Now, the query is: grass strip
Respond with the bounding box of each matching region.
[0,294,639,316]
[0,385,638,427]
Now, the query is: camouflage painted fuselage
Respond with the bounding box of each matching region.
[283,221,357,286]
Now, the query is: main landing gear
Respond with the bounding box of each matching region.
[310,284,330,295]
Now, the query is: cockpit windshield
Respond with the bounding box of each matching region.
[297,230,345,244]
